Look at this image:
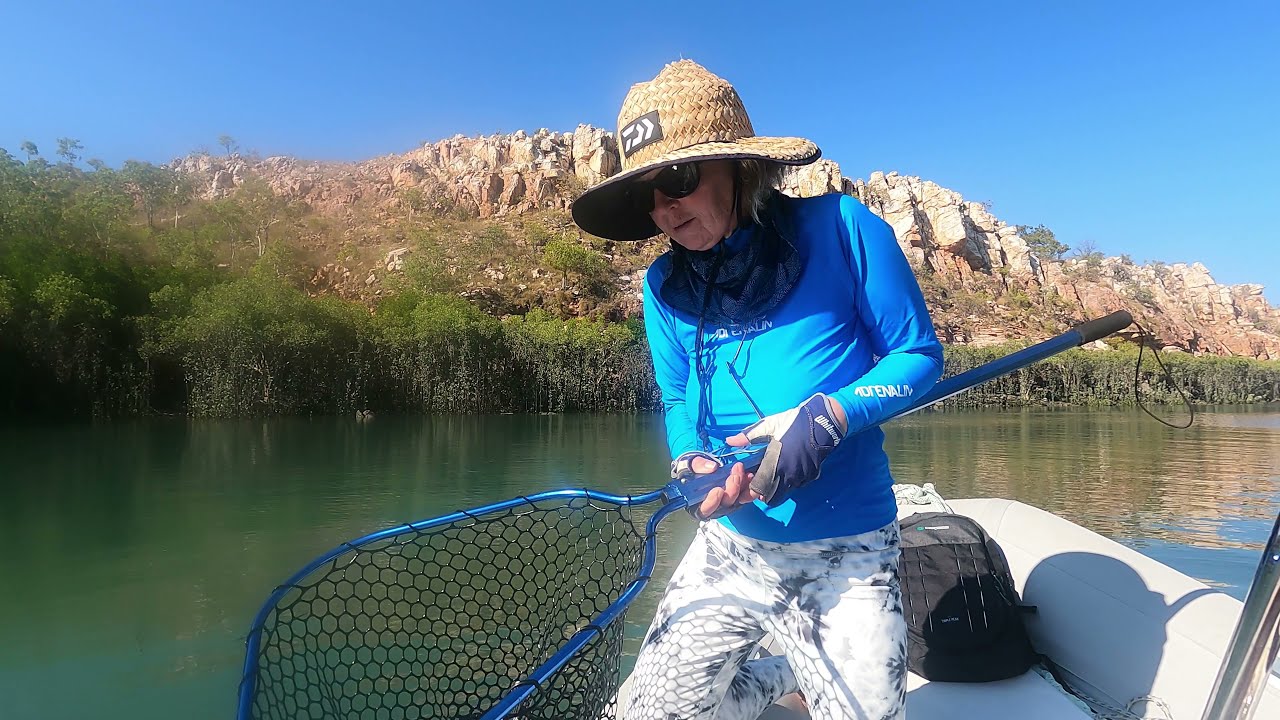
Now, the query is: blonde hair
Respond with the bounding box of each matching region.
[737,159,783,225]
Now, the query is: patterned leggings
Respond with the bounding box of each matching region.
[623,520,906,720]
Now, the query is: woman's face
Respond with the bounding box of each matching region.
[645,160,737,252]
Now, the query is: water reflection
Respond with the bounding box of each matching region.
[881,406,1280,554]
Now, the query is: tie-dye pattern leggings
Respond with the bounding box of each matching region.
[623,519,906,720]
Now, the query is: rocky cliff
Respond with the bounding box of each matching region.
[172,126,1280,360]
[849,172,1280,358]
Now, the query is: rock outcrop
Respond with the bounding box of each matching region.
[172,127,1280,359]
[848,171,1280,358]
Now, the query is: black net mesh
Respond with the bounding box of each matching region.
[246,495,646,720]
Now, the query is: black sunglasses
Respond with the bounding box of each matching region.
[624,162,702,214]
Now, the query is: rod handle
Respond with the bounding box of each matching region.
[1073,310,1133,345]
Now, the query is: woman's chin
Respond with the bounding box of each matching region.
[674,233,718,252]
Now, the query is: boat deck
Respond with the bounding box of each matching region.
[752,670,1093,719]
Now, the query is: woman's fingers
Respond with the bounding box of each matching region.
[695,465,758,520]
[723,464,742,500]
[691,456,719,474]
[699,487,724,519]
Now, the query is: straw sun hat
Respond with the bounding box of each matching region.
[570,60,821,241]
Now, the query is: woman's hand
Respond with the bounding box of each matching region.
[694,460,763,520]
[671,451,763,520]
[723,393,847,507]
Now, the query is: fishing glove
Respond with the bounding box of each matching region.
[742,393,847,507]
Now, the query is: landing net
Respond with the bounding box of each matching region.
[242,494,646,720]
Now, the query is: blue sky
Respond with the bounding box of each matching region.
[3,1,1277,300]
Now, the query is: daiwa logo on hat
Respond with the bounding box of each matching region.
[620,110,663,157]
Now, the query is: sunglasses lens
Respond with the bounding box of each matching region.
[656,163,700,199]
[627,162,701,215]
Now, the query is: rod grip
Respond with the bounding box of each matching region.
[674,452,767,504]
[1073,310,1133,345]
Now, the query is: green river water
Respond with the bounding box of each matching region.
[1,406,1277,719]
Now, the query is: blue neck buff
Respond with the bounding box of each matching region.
[657,191,802,328]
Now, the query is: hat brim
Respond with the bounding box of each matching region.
[570,137,820,241]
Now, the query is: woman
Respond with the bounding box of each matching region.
[571,60,944,720]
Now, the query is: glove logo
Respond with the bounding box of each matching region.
[814,414,841,445]
[743,393,845,507]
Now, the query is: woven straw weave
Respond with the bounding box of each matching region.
[616,60,817,172]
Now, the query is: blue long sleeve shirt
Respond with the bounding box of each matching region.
[642,193,944,542]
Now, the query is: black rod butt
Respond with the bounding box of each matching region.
[1074,310,1133,345]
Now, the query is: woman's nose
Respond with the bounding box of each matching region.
[655,188,680,210]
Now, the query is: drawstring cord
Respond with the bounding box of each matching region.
[693,165,745,450]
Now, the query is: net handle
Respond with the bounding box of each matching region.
[479,499,685,720]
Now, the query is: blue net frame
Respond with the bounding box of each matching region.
[238,490,659,720]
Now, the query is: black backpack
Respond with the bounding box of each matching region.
[897,512,1038,682]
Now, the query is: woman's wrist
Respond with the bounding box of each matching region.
[825,395,849,434]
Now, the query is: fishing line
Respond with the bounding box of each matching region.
[1131,320,1195,429]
